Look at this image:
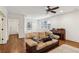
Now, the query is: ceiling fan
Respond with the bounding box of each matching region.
[46,6,59,13]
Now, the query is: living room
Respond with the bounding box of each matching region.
[0,6,79,53]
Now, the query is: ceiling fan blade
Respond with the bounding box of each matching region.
[50,11,56,13]
[51,6,59,10]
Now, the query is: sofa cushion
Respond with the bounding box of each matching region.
[45,41,53,46]
[33,32,39,38]
[39,32,46,39]
[45,31,53,36]
[37,42,47,50]
[52,39,58,43]
[46,39,58,46]
[26,33,34,39]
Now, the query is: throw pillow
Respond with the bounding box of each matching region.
[32,37,40,43]
[48,34,54,39]
[40,37,52,42]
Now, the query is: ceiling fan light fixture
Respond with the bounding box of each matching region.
[60,10,64,13]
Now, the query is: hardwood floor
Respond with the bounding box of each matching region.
[65,40,79,48]
[0,34,79,53]
[59,39,79,48]
[0,34,26,53]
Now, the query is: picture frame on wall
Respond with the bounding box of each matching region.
[27,22,32,30]
[41,20,47,29]
[41,20,51,29]
[47,24,51,29]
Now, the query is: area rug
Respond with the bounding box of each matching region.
[48,44,79,53]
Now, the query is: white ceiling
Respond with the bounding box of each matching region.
[5,6,46,15]
[5,6,79,19]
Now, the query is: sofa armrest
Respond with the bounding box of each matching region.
[25,39,38,52]
[25,39,38,47]
[53,35,60,39]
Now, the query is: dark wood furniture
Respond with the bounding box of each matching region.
[50,28,65,40]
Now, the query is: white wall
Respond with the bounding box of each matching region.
[61,11,79,42]
[19,16,25,38]
[24,18,40,33]
[48,10,79,42]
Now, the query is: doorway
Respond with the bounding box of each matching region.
[8,19,19,35]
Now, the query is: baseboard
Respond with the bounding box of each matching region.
[9,34,19,37]
[66,39,79,43]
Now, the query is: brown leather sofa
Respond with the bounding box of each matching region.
[25,31,59,53]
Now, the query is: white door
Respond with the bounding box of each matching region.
[8,19,19,34]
